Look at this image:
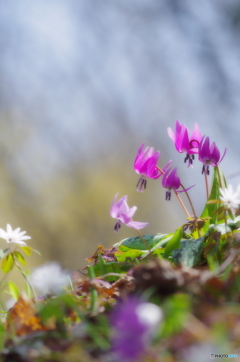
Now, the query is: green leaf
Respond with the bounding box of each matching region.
[200,167,227,233]
[0,249,10,260]
[1,254,14,273]
[163,227,182,259]
[160,293,191,338]
[20,246,32,256]
[20,246,41,256]
[116,245,144,262]
[114,233,167,250]
[91,260,133,281]
[13,251,26,266]
[172,236,205,267]
[8,281,20,300]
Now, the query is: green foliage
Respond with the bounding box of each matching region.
[200,167,227,232]
[160,293,191,338]
[172,236,205,267]
[7,281,20,300]
[12,251,26,266]
[163,227,182,259]
[1,253,14,273]
[116,233,168,250]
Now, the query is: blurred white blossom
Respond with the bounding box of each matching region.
[30,262,70,295]
[0,224,31,246]
[219,185,240,211]
[136,302,163,336]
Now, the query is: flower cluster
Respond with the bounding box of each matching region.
[110,120,227,233]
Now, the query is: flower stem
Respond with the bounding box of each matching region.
[204,173,209,200]
[180,183,197,218]
[216,166,223,189]
[157,166,193,219]
[174,191,191,218]
[136,229,151,252]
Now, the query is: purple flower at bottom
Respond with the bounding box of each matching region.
[110,193,148,232]
[111,298,162,362]
[198,136,227,175]
[134,143,163,191]
[162,167,194,200]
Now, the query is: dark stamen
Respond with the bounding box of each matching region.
[165,190,171,201]
[184,153,194,166]
[202,164,210,175]
[136,177,147,192]
[114,221,121,232]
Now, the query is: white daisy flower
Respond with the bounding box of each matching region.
[219,185,240,211]
[30,262,70,295]
[0,224,31,246]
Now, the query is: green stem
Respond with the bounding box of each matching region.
[157,166,194,219]
[204,173,209,200]
[136,228,151,252]
[216,166,223,189]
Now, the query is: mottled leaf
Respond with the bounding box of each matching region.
[172,236,205,267]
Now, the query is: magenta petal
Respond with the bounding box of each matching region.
[167,127,175,142]
[126,220,148,230]
[177,184,195,193]
[190,123,202,148]
[134,143,145,165]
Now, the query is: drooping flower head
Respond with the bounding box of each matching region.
[161,167,194,200]
[162,167,181,200]
[111,298,162,361]
[134,143,162,191]
[219,184,240,212]
[110,193,148,232]
[167,120,203,167]
[198,136,227,175]
[0,224,31,246]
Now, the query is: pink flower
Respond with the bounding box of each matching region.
[167,120,202,167]
[110,193,148,232]
[198,136,227,175]
[162,167,194,200]
[134,143,162,191]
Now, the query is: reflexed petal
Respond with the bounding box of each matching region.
[126,220,148,229]
[124,205,137,220]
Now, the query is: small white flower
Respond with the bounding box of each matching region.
[219,185,240,211]
[0,224,31,246]
[136,302,163,336]
[30,262,70,295]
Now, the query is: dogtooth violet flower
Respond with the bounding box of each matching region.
[0,224,31,246]
[111,298,163,362]
[219,184,240,212]
[198,136,227,175]
[167,120,203,167]
[162,167,194,200]
[110,193,148,232]
[134,143,163,192]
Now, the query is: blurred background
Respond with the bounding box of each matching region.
[0,0,240,280]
